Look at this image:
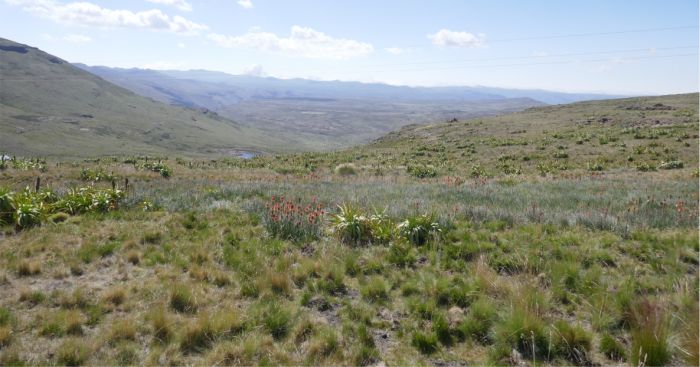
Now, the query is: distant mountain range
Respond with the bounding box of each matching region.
[0,36,624,157]
[76,64,621,106]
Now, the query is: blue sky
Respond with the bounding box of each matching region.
[1,0,698,94]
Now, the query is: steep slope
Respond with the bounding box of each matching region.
[0,38,287,157]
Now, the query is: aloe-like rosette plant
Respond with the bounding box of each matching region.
[331,204,374,245]
[397,213,442,246]
[368,209,394,244]
[54,188,92,215]
[0,187,15,224]
[14,200,45,229]
[135,161,172,178]
[53,187,125,215]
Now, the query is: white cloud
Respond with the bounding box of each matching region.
[237,0,253,9]
[242,64,265,76]
[428,29,485,48]
[6,0,207,34]
[63,34,91,43]
[208,26,373,59]
[177,42,185,48]
[146,0,192,12]
[385,47,404,55]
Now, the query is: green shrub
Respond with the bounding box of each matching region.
[636,162,656,172]
[407,165,437,179]
[587,162,605,171]
[334,163,358,176]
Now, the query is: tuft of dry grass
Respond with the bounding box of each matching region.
[150,309,174,344]
[0,326,11,347]
[107,320,138,345]
[17,260,40,277]
[125,250,140,265]
[103,287,127,307]
[170,286,198,313]
[56,338,90,366]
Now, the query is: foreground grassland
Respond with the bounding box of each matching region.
[0,94,698,366]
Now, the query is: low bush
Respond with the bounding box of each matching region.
[407,165,437,178]
[334,163,358,176]
[658,160,684,170]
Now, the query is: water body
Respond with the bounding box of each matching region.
[238,152,256,159]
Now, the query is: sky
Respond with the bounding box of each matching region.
[1,0,698,95]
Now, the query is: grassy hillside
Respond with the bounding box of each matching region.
[0,94,696,365]
[0,38,290,157]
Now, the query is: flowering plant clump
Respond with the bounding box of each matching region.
[263,195,325,242]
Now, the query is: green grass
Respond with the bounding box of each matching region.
[0,93,696,365]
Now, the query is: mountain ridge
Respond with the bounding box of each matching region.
[0,38,292,157]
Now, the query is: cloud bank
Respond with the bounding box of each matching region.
[6,0,207,34]
[208,26,373,59]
